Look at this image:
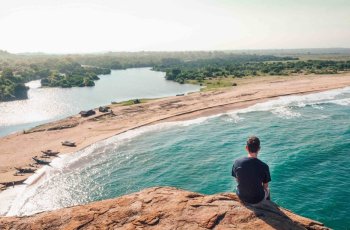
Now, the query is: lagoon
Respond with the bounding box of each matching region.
[0,68,200,137]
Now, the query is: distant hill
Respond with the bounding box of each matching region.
[222,48,350,56]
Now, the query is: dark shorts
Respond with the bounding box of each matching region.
[236,188,270,204]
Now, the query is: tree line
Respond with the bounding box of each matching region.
[1,50,350,101]
[0,52,111,101]
[154,58,350,84]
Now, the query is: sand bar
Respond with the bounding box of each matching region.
[1,73,350,186]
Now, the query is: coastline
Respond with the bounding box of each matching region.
[1,73,350,189]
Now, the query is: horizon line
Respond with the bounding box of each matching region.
[1,47,350,56]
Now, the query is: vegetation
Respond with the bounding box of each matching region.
[1,49,350,101]
[0,68,28,101]
[40,62,110,88]
[187,78,238,91]
[154,58,350,84]
[119,98,151,106]
[70,51,263,69]
[0,51,110,101]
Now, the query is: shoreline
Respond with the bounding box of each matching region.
[2,86,348,217]
[1,73,350,190]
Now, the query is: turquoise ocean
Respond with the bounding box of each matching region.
[1,87,350,229]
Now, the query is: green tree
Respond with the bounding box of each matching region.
[1,68,14,79]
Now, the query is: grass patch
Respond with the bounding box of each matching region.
[116,98,154,106]
[187,77,238,91]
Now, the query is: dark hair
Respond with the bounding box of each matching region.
[246,136,260,153]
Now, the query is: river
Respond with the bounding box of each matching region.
[0,68,200,137]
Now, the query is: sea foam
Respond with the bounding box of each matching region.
[225,86,350,119]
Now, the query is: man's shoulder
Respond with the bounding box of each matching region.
[256,158,269,169]
[234,157,269,167]
[234,156,249,164]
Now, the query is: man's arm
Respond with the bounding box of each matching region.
[263,164,271,184]
[263,164,271,189]
[232,164,240,182]
[231,163,236,178]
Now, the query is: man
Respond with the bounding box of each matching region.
[232,136,271,204]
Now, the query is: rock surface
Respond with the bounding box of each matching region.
[0,187,329,230]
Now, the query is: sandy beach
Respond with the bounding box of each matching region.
[1,73,350,188]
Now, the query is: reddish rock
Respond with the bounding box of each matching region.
[0,187,329,230]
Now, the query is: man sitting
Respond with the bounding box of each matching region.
[232,136,271,204]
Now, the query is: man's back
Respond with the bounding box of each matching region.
[232,157,271,204]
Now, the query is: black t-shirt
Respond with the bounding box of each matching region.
[232,157,271,204]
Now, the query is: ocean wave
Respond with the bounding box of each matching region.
[271,107,301,119]
[328,98,350,106]
[311,104,324,110]
[224,113,244,123]
[225,86,350,119]
[179,114,220,126]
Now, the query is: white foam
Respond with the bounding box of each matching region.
[224,113,244,123]
[271,107,301,119]
[0,186,26,215]
[180,114,221,126]
[297,102,306,107]
[329,98,350,106]
[311,104,324,110]
[226,86,350,118]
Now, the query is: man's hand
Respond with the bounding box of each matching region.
[263,182,269,189]
[263,183,270,200]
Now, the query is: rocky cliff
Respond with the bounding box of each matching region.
[0,187,328,230]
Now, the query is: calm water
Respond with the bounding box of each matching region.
[2,87,350,229]
[0,68,200,136]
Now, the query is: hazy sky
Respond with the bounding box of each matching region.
[1,0,349,53]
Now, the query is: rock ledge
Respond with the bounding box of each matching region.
[0,187,329,230]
